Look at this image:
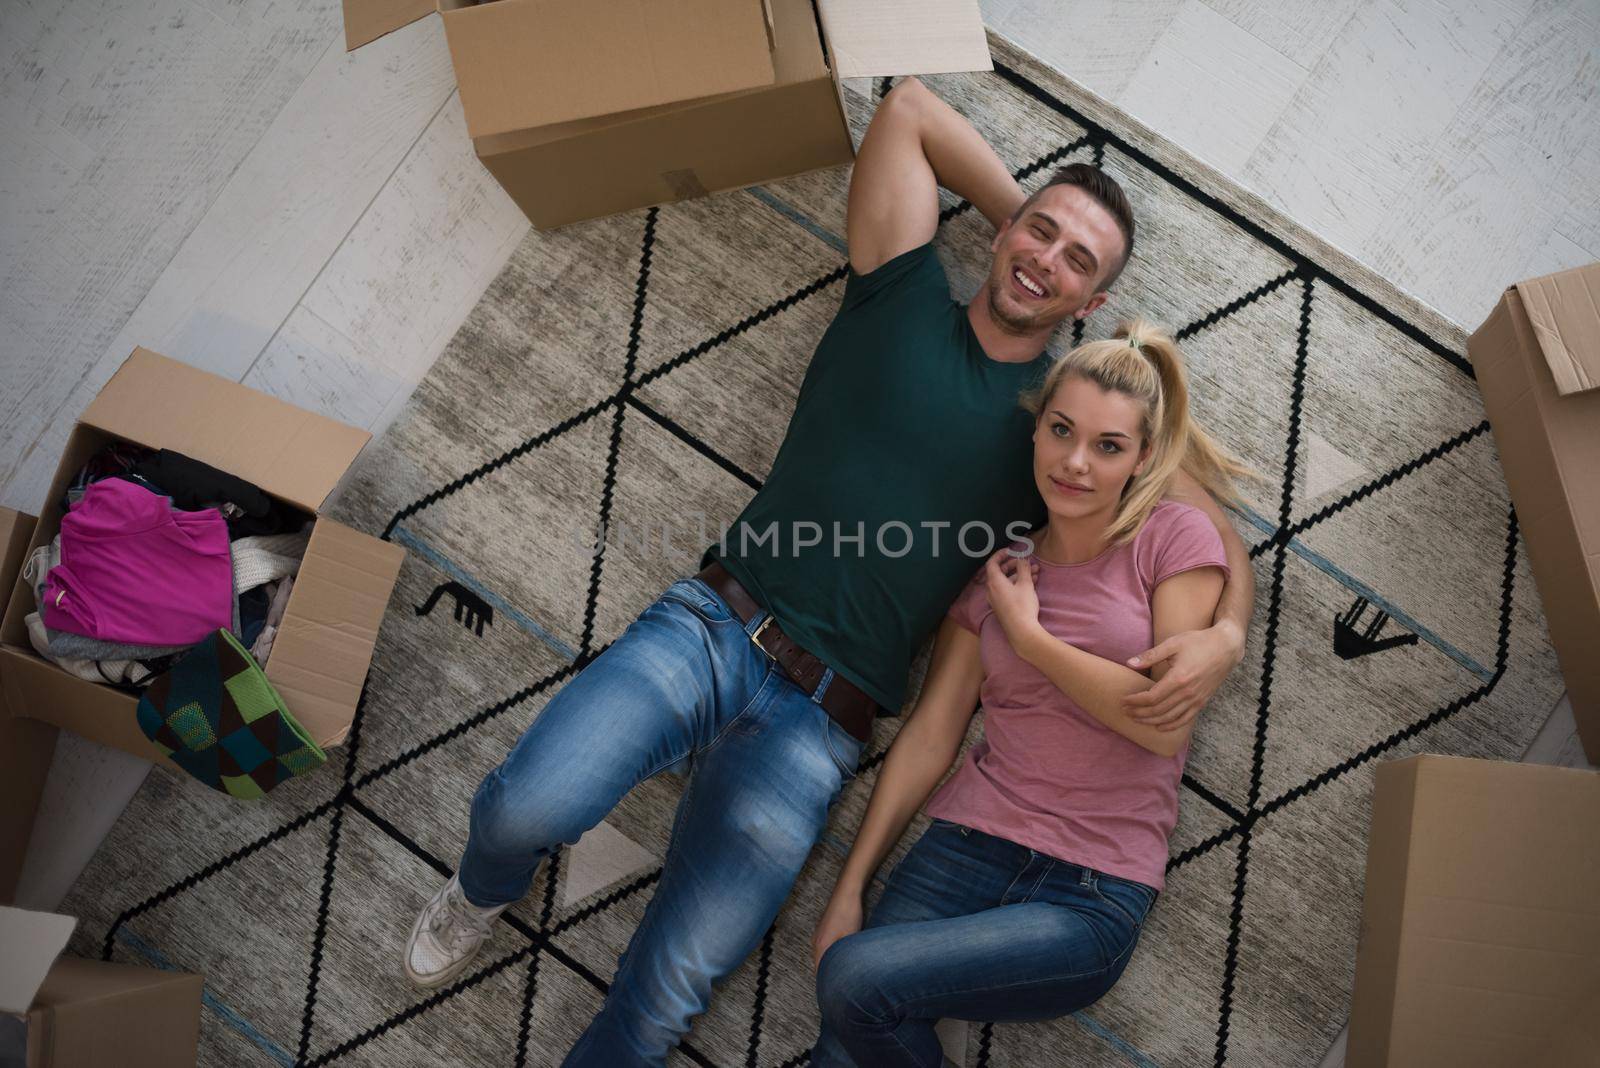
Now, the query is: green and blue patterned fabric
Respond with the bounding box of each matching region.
[136,628,326,799]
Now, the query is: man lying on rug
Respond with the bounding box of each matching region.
[808,316,1252,1066]
[401,75,1256,1065]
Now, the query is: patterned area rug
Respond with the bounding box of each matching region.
[62,31,1564,1068]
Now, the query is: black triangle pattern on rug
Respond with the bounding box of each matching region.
[87,63,1530,1068]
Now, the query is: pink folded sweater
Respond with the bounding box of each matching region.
[41,478,234,645]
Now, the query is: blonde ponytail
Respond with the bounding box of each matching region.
[1019,318,1259,547]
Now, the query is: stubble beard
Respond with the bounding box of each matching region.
[986,273,1045,336]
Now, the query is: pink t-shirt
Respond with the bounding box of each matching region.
[924,500,1229,890]
[41,478,234,645]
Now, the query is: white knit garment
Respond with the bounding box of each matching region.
[230,524,313,594]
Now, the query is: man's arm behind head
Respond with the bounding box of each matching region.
[847,78,1025,276]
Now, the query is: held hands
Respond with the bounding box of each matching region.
[811,890,865,971]
[981,548,1044,655]
[1122,619,1245,732]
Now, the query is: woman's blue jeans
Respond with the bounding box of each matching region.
[813,819,1158,1067]
[456,576,865,1066]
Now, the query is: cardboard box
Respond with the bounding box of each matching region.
[0,348,405,773]
[0,509,57,905]
[1348,755,1600,1067]
[1,906,202,1067]
[1468,264,1600,765]
[341,0,992,228]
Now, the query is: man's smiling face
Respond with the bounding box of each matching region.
[983,183,1128,335]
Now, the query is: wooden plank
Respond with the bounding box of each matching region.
[1119,0,1308,175]
[1243,0,1537,265]
[1360,0,1600,328]
[94,16,454,406]
[245,93,529,437]
[1521,230,1599,285]
[0,0,337,511]
[979,0,1185,102]
[0,0,214,152]
[1196,0,1360,70]
[0,93,95,265]
[0,22,453,513]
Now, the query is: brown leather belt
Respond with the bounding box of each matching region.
[696,562,876,744]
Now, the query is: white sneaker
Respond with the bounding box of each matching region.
[403,872,511,989]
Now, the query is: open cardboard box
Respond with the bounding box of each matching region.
[341,0,993,228]
[1468,263,1600,764]
[0,508,56,905]
[0,348,405,777]
[1,906,202,1067]
[1347,755,1600,1067]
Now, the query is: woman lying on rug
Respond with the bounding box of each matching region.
[809,319,1254,1067]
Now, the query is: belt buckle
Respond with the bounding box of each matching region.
[750,614,775,652]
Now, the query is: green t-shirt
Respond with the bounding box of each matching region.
[704,242,1050,711]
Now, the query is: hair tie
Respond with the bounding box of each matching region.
[1127,337,1142,351]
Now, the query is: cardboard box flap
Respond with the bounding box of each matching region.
[78,348,371,513]
[31,956,202,1010]
[1514,263,1600,396]
[342,0,435,50]
[441,0,778,140]
[0,505,37,729]
[0,508,36,624]
[0,906,76,1013]
[815,0,991,79]
[30,955,205,1068]
[473,0,830,153]
[263,519,405,749]
[1350,755,1600,1065]
[0,644,175,766]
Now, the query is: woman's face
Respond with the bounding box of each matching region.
[1032,374,1150,520]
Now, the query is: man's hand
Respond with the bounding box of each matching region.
[812,890,865,971]
[1122,619,1244,731]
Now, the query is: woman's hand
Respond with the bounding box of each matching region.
[982,548,1045,655]
[812,890,866,971]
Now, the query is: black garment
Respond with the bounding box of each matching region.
[238,585,271,648]
[57,442,154,515]
[132,449,299,537]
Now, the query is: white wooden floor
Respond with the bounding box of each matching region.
[3,2,1597,1064]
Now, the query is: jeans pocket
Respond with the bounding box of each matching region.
[1091,872,1156,931]
[820,707,864,783]
[659,578,740,627]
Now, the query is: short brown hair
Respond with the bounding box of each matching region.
[1010,163,1136,290]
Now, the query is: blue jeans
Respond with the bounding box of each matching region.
[813,819,1158,1067]
[456,576,865,1066]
